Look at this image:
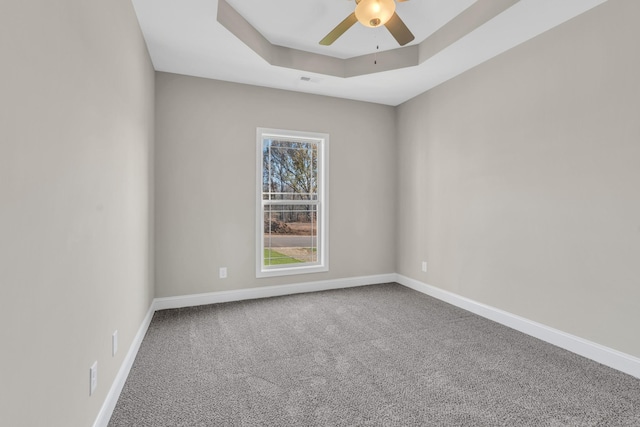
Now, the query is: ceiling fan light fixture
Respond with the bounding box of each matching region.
[355,0,396,28]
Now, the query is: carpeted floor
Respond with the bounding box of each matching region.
[108,283,640,426]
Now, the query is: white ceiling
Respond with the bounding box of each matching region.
[224,0,476,59]
[131,0,607,106]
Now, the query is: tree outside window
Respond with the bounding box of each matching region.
[256,128,328,277]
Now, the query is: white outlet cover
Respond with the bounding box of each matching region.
[90,361,98,396]
[219,267,227,279]
[112,330,118,356]
[422,261,428,273]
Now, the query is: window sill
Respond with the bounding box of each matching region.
[256,263,328,278]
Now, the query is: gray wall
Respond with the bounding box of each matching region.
[1,0,637,424]
[0,1,155,426]
[396,0,640,358]
[154,73,397,297]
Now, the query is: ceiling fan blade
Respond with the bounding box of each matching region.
[385,12,415,46]
[319,12,357,46]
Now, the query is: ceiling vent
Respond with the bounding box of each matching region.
[299,76,322,84]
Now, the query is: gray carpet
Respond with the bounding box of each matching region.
[108,283,640,426]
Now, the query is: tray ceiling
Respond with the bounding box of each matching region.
[132,0,607,106]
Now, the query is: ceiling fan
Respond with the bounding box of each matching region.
[320,0,415,47]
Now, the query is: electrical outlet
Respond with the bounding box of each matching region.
[421,261,428,273]
[219,267,227,279]
[112,330,118,357]
[89,361,98,396]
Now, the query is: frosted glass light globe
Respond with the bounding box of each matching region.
[355,0,396,28]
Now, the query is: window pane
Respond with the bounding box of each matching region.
[257,128,327,277]
[263,204,318,266]
[263,139,317,201]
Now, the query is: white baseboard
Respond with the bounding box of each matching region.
[396,274,640,380]
[92,304,155,427]
[95,272,640,427]
[153,273,397,311]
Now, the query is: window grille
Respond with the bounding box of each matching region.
[256,129,328,277]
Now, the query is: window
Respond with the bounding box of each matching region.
[256,128,328,278]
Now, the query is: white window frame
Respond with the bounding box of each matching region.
[256,128,329,278]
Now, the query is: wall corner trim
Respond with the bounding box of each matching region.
[395,274,640,380]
